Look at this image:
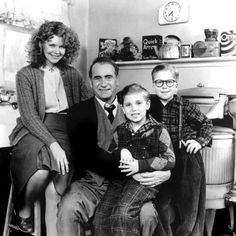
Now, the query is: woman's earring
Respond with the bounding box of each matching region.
[38,46,42,55]
[38,42,43,55]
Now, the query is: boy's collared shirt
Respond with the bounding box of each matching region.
[124,114,159,134]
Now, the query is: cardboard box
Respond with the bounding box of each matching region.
[142,35,162,60]
[220,31,236,56]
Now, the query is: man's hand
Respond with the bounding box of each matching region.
[183,139,202,154]
[132,170,171,187]
[119,159,138,176]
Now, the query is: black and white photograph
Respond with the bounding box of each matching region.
[1,1,236,236]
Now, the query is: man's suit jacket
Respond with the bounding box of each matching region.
[67,97,125,182]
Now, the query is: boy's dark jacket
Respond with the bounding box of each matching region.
[150,95,210,236]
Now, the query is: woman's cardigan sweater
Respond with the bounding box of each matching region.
[9,65,92,147]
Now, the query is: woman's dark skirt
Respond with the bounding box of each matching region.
[10,113,73,197]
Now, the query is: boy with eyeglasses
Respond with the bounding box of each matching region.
[149,63,213,236]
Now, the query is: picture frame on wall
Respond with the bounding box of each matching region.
[180,44,191,58]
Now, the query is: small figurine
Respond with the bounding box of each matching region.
[98,39,118,61]
[117,37,142,61]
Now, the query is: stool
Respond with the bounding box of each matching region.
[3,184,41,236]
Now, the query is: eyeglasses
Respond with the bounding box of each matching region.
[153,80,176,88]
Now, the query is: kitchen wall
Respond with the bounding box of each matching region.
[1,0,236,84]
[1,0,235,141]
[86,0,236,77]
[68,0,89,80]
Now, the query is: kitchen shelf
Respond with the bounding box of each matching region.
[115,56,236,95]
[116,56,236,69]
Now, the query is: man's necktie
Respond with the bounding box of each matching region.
[104,104,115,123]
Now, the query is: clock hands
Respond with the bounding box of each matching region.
[168,11,173,17]
[168,11,174,21]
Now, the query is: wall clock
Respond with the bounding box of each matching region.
[158,0,190,25]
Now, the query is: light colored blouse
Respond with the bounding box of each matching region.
[9,65,92,147]
[42,66,68,113]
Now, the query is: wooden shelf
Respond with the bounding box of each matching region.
[115,56,236,95]
[116,56,236,69]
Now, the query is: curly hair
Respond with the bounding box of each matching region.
[26,21,80,68]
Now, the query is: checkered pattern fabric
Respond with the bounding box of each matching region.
[93,179,158,236]
[93,115,175,235]
[115,115,175,172]
[149,95,212,151]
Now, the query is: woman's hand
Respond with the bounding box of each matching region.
[132,170,171,187]
[50,142,69,175]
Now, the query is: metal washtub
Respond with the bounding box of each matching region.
[201,126,235,209]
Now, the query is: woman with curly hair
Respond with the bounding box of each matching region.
[9,21,91,235]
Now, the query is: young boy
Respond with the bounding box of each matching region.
[93,83,175,236]
[149,63,213,236]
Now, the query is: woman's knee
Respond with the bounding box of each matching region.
[54,172,72,195]
[31,169,50,181]
[27,169,51,190]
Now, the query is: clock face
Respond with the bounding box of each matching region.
[158,0,189,25]
[163,1,181,22]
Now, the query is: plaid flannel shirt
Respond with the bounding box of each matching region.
[150,95,213,151]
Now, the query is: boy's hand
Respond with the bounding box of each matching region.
[119,159,139,176]
[184,140,202,154]
[120,148,133,163]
